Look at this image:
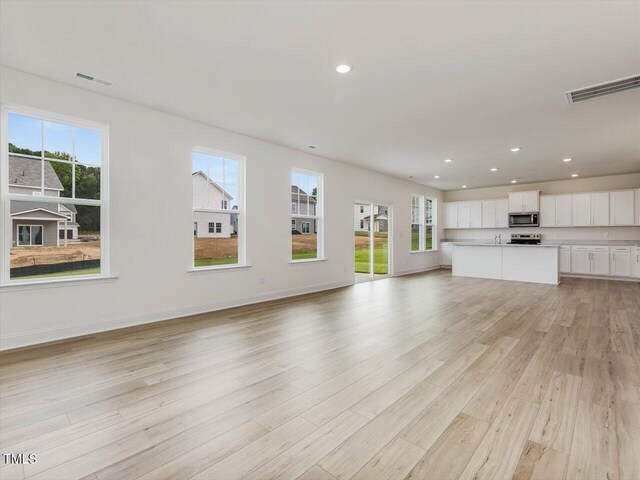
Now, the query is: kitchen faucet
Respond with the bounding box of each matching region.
[494,234,502,244]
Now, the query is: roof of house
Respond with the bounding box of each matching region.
[192,171,233,200]
[9,155,64,190]
[291,185,317,203]
[10,200,77,216]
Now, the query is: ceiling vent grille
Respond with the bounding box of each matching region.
[76,72,112,87]
[566,74,640,103]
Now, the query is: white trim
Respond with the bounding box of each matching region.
[16,224,44,246]
[0,274,118,292]
[560,273,639,282]
[394,265,442,277]
[288,258,328,264]
[1,104,110,285]
[0,278,350,351]
[191,148,246,270]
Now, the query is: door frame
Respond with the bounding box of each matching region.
[353,199,393,281]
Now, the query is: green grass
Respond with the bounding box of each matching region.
[411,232,433,251]
[355,244,388,274]
[195,257,239,267]
[354,231,388,238]
[14,266,101,280]
[292,250,318,260]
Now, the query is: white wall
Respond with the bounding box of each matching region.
[0,67,443,349]
[443,174,640,242]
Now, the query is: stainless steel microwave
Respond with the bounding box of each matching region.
[509,213,539,227]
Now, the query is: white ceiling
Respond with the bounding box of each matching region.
[1,0,639,190]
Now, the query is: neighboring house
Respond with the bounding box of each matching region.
[354,204,388,232]
[9,154,80,247]
[291,185,317,234]
[192,171,234,238]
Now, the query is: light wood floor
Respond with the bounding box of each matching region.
[1,270,639,480]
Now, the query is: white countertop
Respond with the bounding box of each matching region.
[452,243,559,248]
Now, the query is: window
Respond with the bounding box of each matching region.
[360,220,364,229]
[360,205,364,213]
[192,148,245,268]
[17,225,43,246]
[194,222,198,237]
[291,169,322,261]
[2,107,108,283]
[411,194,437,252]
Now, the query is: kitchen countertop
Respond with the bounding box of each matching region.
[442,239,640,246]
[451,243,559,248]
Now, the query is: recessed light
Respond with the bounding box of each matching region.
[462,185,468,188]
[510,147,521,152]
[490,167,498,172]
[409,176,414,179]
[563,158,572,162]
[444,158,452,163]
[336,64,352,74]
[511,179,518,184]
[434,175,440,179]
[308,145,316,149]
[571,173,579,177]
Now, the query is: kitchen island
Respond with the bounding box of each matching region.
[452,243,560,285]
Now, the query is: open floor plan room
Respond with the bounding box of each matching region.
[1,1,639,479]
[1,272,639,479]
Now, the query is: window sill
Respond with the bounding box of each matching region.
[188,264,252,273]
[289,258,327,264]
[0,275,119,292]
[410,249,439,254]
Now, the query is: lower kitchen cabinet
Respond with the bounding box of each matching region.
[559,246,571,273]
[610,247,631,277]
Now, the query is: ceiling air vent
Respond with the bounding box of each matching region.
[76,72,112,87]
[566,74,640,103]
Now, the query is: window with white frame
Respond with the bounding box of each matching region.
[2,107,108,283]
[192,149,244,268]
[411,194,437,252]
[291,169,322,260]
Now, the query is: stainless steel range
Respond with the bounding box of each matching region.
[508,233,541,245]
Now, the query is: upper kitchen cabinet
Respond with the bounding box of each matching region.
[590,191,609,226]
[610,190,635,226]
[539,196,555,227]
[508,191,539,213]
[482,200,497,229]
[444,202,458,229]
[572,193,591,227]
[495,199,509,228]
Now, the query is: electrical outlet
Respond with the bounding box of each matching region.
[603,232,609,237]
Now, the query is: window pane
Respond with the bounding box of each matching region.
[425,198,433,225]
[44,121,73,161]
[10,201,101,280]
[193,211,238,266]
[425,226,433,250]
[49,161,73,198]
[8,113,42,156]
[75,127,102,166]
[222,183,237,210]
[75,164,101,200]
[17,225,30,246]
[9,155,43,192]
[224,158,239,185]
[411,224,420,251]
[291,216,317,260]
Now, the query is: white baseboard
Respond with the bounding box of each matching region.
[0,279,353,351]
[560,274,639,282]
[394,265,442,277]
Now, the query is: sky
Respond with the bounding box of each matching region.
[8,113,101,166]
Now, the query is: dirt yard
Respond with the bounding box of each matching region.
[10,241,101,267]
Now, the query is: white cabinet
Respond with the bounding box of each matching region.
[636,189,640,225]
[508,191,539,213]
[610,247,631,277]
[572,194,591,227]
[540,196,555,227]
[610,190,635,226]
[572,247,591,274]
[440,243,453,266]
[444,202,458,229]
[632,247,640,278]
[495,199,509,228]
[571,246,610,276]
[482,200,496,228]
[560,246,571,273]
[469,201,482,228]
[555,195,572,227]
[458,202,470,228]
[591,192,610,226]
[591,248,610,276]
